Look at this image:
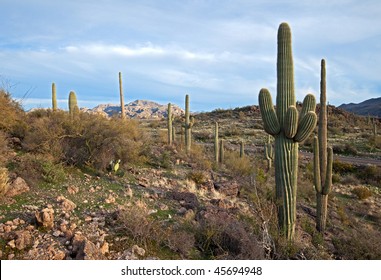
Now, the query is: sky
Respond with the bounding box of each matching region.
[1,0,381,111]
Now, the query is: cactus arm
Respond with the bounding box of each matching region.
[300,94,316,121]
[258,88,280,135]
[284,106,298,138]
[294,111,317,142]
[313,136,322,193]
[322,147,333,195]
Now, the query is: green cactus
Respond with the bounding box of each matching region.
[240,140,245,158]
[167,103,175,145]
[258,23,317,240]
[119,72,126,120]
[52,83,57,112]
[264,135,274,170]
[68,91,79,118]
[184,94,194,154]
[214,122,219,163]
[373,122,377,137]
[314,59,333,233]
[219,139,224,163]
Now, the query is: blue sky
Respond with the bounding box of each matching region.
[1,0,380,111]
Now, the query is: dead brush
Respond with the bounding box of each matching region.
[0,167,9,196]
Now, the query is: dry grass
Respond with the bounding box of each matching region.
[0,167,9,196]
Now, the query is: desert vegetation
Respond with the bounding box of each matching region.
[0,23,380,260]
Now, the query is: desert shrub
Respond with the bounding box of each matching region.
[14,153,66,186]
[340,174,360,185]
[224,151,253,177]
[23,110,148,170]
[187,170,207,185]
[351,186,372,200]
[333,230,381,259]
[0,167,9,196]
[0,89,26,137]
[223,124,242,137]
[0,131,10,166]
[189,144,212,170]
[165,229,195,257]
[333,160,356,174]
[356,165,381,186]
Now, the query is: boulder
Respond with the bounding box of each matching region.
[6,177,30,197]
[57,196,76,212]
[35,207,54,229]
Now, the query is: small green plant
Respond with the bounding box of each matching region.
[187,171,207,185]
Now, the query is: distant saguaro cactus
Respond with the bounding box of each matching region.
[68,91,79,118]
[214,122,219,163]
[52,83,57,112]
[264,135,274,170]
[219,139,224,163]
[184,94,194,154]
[167,103,175,145]
[240,141,245,158]
[314,59,333,233]
[373,122,377,137]
[119,72,126,120]
[258,23,317,240]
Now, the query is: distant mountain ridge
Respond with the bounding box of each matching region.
[338,97,381,118]
[82,100,184,119]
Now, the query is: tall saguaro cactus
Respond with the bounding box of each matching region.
[68,91,79,118]
[314,59,334,233]
[219,139,224,163]
[184,94,194,154]
[214,122,219,163]
[52,83,57,112]
[167,103,175,145]
[119,72,126,120]
[258,23,317,240]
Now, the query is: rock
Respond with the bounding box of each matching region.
[57,196,76,212]
[132,245,145,257]
[71,234,105,260]
[100,242,109,255]
[6,177,30,197]
[167,191,199,210]
[67,185,79,194]
[35,207,54,229]
[213,180,239,197]
[126,187,133,198]
[105,194,115,204]
[5,230,32,250]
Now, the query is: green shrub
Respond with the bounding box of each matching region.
[224,151,253,177]
[351,186,372,200]
[187,170,207,185]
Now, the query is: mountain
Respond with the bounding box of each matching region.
[82,100,184,119]
[338,97,381,118]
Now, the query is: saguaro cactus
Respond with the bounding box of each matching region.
[240,141,245,158]
[184,94,194,154]
[119,72,126,120]
[167,103,175,145]
[68,91,79,118]
[258,23,317,240]
[214,122,219,163]
[265,135,274,170]
[314,59,333,233]
[52,83,57,112]
[219,139,224,163]
[373,122,377,137]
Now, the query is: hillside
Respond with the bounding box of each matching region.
[339,97,381,118]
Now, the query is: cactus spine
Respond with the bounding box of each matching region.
[219,139,224,163]
[52,83,57,112]
[240,141,245,158]
[314,59,333,233]
[119,72,125,120]
[258,23,317,240]
[265,135,274,170]
[214,122,219,163]
[184,94,194,154]
[167,103,175,145]
[68,91,79,118]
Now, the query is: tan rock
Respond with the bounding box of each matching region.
[6,177,30,197]
[57,196,76,212]
[67,185,79,194]
[132,245,145,257]
[35,207,54,229]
